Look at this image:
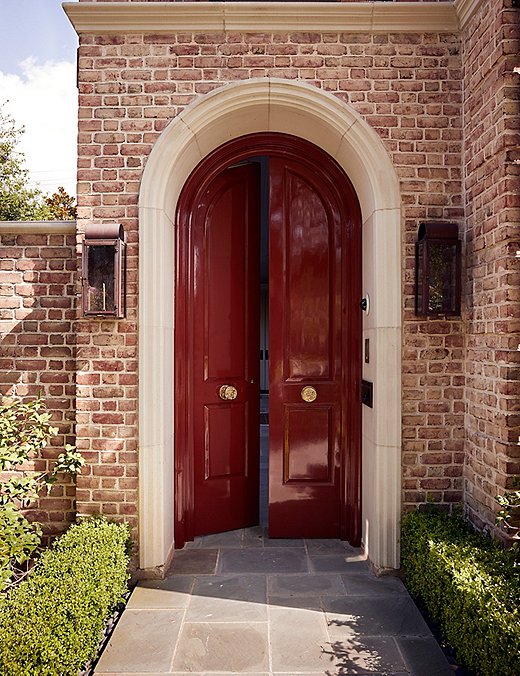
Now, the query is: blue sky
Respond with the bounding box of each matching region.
[0,1,79,196]
[0,0,78,76]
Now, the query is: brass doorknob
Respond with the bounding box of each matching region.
[219,385,238,400]
[301,386,317,402]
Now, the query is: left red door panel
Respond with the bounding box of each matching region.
[192,164,261,535]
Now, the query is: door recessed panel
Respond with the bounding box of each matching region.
[204,404,247,479]
[205,186,247,381]
[286,172,332,381]
[283,405,332,483]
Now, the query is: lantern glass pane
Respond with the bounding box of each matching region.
[428,242,457,314]
[86,245,115,313]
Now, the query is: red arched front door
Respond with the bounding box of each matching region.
[175,134,361,548]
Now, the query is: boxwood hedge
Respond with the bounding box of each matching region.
[401,509,520,676]
[0,517,130,676]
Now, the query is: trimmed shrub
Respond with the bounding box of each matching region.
[401,509,520,676]
[0,517,130,676]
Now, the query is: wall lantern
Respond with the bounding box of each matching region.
[415,221,461,317]
[81,223,126,318]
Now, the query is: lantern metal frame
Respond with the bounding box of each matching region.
[81,223,126,318]
[415,221,461,317]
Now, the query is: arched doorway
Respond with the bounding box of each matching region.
[174,133,362,548]
[138,79,402,572]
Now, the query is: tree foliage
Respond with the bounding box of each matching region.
[44,186,77,220]
[0,103,76,221]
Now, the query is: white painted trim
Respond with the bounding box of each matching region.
[138,78,402,571]
[64,1,458,34]
[0,221,76,235]
[454,0,483,30]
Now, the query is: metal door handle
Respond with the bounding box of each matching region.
[301,386,317,402]
[219,385,238,400]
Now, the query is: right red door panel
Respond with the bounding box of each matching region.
[268,157,345,538]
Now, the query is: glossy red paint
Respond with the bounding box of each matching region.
[268,155,358,539]
[193,164,260,535]
[175,133,361,548]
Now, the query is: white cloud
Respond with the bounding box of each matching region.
[0,58,77,197]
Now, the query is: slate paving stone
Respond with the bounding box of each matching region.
[168,548,218,575]
[219,547,309,573]
[95,532,451,676]
[192,573,267,602]
[324,636,408,674]
[268,594,323,610]
[305,539,358,555]
[242,526,266,548]
[324,596,431,638]
[262,536,305,548]
[171,622,269,672]
[309,554,371,573]
[127,576,194,609]
[195,530,243,548]
[186,574,267,622]
[95,609,184,673]
[268,573,346,598]
[340,572,408,596]
[269,606,331,672]
[397,636,454,676]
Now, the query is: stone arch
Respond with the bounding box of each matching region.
[138,78,402,571]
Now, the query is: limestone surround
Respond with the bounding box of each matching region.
[138,79,402,572]
[64,1,460,34]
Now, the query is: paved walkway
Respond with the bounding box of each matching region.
[95,528,452,676]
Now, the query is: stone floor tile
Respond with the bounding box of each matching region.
[168,549,218,575]
[305,539,358,555]
[397,636,453,676]
[269,594,323,610]
[340,572,408,597]
[192,573,267,602]
[269,606,331,672]
[324,596,431,638]
[127,576,194,609]
[195,530,243,548]
[95,609,184,673]
[323,636,407,674]
[268,573,345,598]
[171,622,269,672]
[262,536,305,547]
[309,554,371,573]
[219,547,309,574]
[242,526,266,548]
[186,574,267,621]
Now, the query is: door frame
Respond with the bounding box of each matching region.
[174,132,362,548]
[138,78,402,572]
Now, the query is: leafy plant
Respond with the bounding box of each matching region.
[0,517,130,676]
[401,509,520,676]
[0,396,84,591]
[496,478,520,541]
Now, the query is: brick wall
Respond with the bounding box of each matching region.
[461,0,520,535]
[0,224,77,537]
[75,26,465,546]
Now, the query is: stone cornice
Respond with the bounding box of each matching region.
[454,0,483,31]
[63,2,459,35]
[0,221,76,234]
